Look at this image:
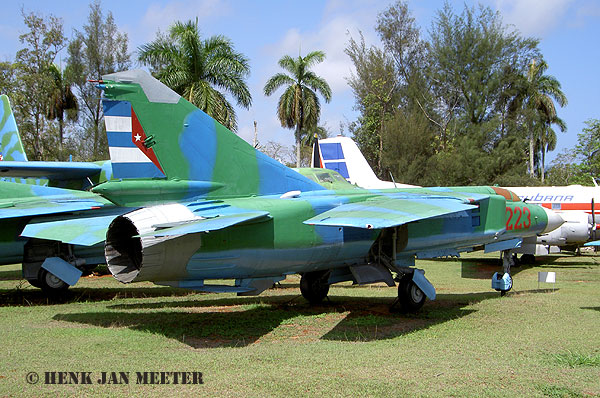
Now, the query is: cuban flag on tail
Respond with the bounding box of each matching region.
[102,99,165,179]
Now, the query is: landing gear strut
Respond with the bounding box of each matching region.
[492,250,514,296]
[300,270,330,304]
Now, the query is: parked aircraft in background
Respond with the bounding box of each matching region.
[506,186,597,261]
[0,92,164,291]
[313,136,596,261]
[310,135,416,189]
[0,73,562,309]
[0,94,113,189]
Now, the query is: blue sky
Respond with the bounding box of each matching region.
[1,0,599,164]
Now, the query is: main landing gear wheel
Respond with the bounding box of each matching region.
[38,268,69,293]
[300,270,330,305]
[398,275,426,312]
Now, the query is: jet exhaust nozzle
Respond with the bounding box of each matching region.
[105,203,200,283]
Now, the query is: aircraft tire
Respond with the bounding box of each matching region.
[398,275,426,312]
[38,268,69,293]
[300,270,330,304]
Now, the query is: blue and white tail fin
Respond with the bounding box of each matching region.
[312,136,417,189]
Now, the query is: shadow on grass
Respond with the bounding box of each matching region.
[54,304,299,348]
[0,267,23,281]
[459,257,536,280]
[581,306,600,312]
[0,286,197,306]
[458,254,598,281]
[50,289,559,348]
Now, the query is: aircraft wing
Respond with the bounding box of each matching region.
[16,199,271,246]
[0,182,111,219]
[140,211,271,237]
[0,161,102,180]
[20,214,121,246]
[304,196,478,229]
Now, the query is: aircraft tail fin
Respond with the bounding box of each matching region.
[0,95,28,161]
[313,136,417,189]
[99,70,323,196]
[311,134,323,168]
[102,97,165,179]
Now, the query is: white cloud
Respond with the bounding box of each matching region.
[255,2,381,140]
[239,1,385,147]
[137,0,231,42]
[263,5,380,95]
[494,0,574,37]
[572,1,600,28]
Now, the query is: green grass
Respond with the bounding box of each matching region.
[551,351,600,368]
[0,252,599,397]
[536,384,585,398]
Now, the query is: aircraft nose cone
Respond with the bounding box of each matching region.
[543,207,564,233]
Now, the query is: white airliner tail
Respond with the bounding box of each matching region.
[312,136,417,189]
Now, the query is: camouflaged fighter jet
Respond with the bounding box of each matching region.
[0,91,171,291]
[0,94,129,291]
[0,70,563,310]
[0,94,118,291]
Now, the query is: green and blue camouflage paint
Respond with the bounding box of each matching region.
[0,95,27,161]
[0,70,558,298]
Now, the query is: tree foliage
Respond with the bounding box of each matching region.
[47,63,78,151]
[346,0,568,186]
[66,0,130,160]
[139,19,251,132]
[523,59,567,181]
[346,34,399,176]
[14,9,67,160]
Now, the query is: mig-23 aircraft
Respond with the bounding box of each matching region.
[0,71,563,310]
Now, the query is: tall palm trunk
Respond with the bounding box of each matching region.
[295,133,301,168]
[528,121,535,178]
[295,117,303,167]
[295,88,303,167]
[529,135,535,178]
[541,148,546,182]
[58,117,64,153]
[378,107,384,177]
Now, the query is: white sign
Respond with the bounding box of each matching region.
[538,271,556,283]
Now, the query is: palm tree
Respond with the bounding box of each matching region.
[264,51,332,167]
[138,19,251,131]
[536,115,565,182]
[537,125,555,182]
[524,59,567,178]
[46,64,78,152]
